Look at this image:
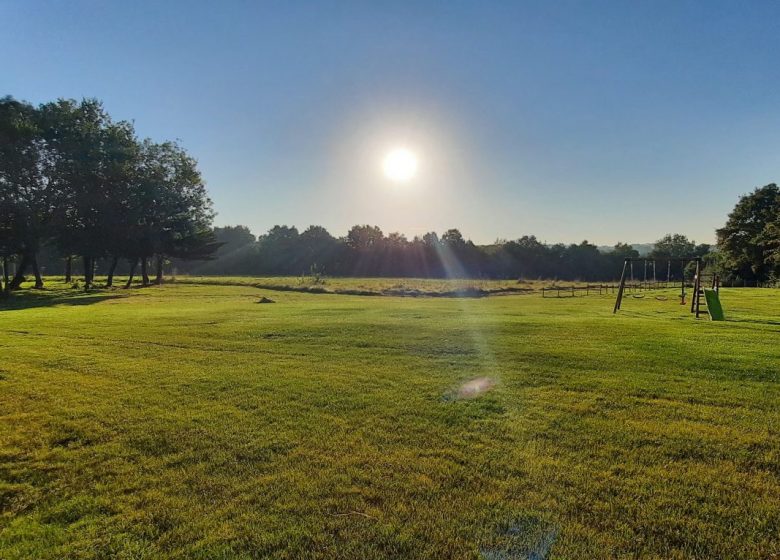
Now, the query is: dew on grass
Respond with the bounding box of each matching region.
[480,515,558,560]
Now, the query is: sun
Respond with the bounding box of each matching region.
[382,148,418,183]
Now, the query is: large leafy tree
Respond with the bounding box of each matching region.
[0,194,23,295]
[127,140,217,286]
[345,225,384,276]
[299,225,340,274]
[764,224,780,276]
[39,98,138,289]
[255,225,300,275]
[346,225,383,251]
[561,241,602,281]
[214,226,256,249]
[716,184,780,282]
[100,122,141,287]
[0,96,218,294]
[0,97,51,289]
[648,234,709,280]
[650,234,696,259]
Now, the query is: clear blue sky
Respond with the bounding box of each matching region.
[3,1,779,245]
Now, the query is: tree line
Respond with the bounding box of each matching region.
[182,182,779,283]
[1,96,217,294]
[174,226,713,282]
[3,95,777,291]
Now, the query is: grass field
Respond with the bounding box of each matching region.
[1,281,779,559]
[172,275,549,297]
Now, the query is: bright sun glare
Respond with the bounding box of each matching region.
[382,148,418,183]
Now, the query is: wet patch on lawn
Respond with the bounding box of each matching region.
[480,515,558,560]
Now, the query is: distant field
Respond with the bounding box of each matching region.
[172,275,598,296]
[1,282,778,559]
[173,275,544,296]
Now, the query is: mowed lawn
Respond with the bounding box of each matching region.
[0,283,778,559]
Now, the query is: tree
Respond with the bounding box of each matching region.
[345,225,384,276]
[215,226,255,250]
[346,225,383,250]
[648,234,707,281]
[502,235,551,278]
[763,219,780,277]
[441,229,465,247]
[612,242,639,259]
[601,243,640,280]
[650,234,696,259]
[128,140,216,285]
[299,226,340,273]
[0,97,50,289]
[382,232,409,276]
[717,184,780,282]
[561,241,602,280]
[0,197,20,295]
[439,229,484,277]
[256,226,300,274]
[0,96,218,294]
[39,98,136,289]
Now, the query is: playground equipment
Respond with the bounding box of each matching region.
[613,257,724,320]
[702,288,725,321]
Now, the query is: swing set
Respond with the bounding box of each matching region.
[612,257,724,320]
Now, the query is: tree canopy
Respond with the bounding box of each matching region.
[174,226,706,282]
[0,96,217,293]
[716,184,780,283]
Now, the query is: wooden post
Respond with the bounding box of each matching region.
[613,259,629,313]
[691,259,701,314]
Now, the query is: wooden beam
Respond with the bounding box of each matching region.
[613,259,629,314]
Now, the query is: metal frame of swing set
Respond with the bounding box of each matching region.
[613,257,704,315]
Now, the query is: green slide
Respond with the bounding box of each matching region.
[703,289,725,321]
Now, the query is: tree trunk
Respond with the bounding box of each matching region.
[1,256,9,297]
[31,254,44,289]
[83,256,93,291]
[141,257,150,286]
[124,259,138,289]
[155,255,164,285]
[64,256,72,283]
[9,253,30,290]
[105,256,118,287]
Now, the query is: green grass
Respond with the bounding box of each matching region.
[171,275,548,296]
[1,281,778,559]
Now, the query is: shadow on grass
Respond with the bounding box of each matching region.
[0,288,126,311]
[728,317,780,326]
